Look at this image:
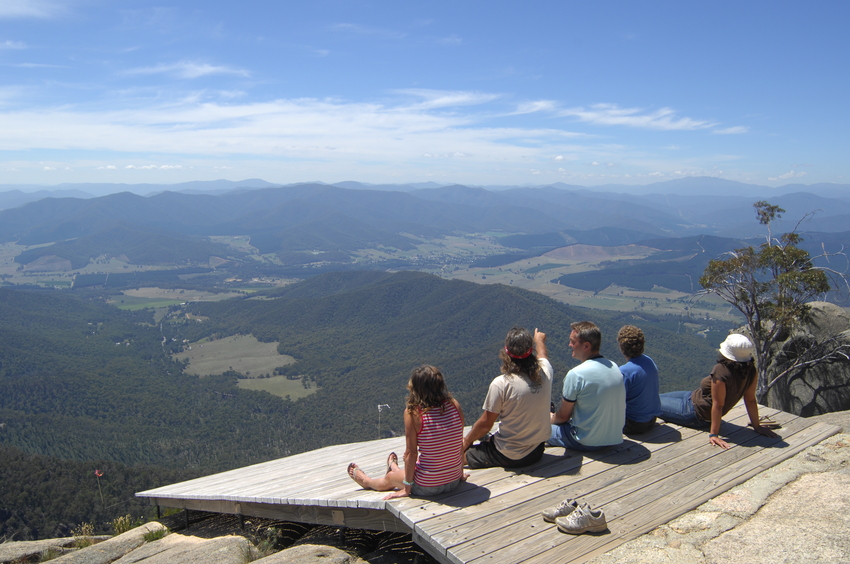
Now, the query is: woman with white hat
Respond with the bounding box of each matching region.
[659,334,779,449]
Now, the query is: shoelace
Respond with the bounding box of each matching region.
[557,499,576,511]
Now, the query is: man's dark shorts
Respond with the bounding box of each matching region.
[465,435,545,469]
[623,416,657,435]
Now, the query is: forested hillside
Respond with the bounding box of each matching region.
[172,271,719,446]
[0,274,719,540]
[0,443,199,541]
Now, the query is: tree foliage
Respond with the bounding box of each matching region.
[698,201,849,401]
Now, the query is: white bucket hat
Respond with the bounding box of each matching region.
[719,334,754,362]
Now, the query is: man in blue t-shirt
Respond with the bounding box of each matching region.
[617,325,661,434]
[548,321,625,451]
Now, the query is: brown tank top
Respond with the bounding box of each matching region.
[691,359,756,422]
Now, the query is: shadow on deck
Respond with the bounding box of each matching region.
[137,404,839,564]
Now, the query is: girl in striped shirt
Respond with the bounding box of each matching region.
[348,365,469,499]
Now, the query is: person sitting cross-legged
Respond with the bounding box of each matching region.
[463,326,553,469]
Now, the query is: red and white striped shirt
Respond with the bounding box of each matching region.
[414,401,464,487]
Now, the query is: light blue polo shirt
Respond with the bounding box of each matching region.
[562,356,626,446]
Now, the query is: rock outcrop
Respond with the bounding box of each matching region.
[765,301,850,415]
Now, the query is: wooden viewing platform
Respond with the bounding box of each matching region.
[137,404,839,564]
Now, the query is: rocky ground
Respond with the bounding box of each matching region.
[2,411,847,564]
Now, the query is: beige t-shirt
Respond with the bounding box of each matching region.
[483,358,554,460]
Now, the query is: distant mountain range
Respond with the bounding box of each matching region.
[1,177,848,285]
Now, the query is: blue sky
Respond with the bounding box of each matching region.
[1,0,848,187]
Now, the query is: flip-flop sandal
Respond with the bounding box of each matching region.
[748,416,781,429]
[347,463,369,488]
[386,452,399,473]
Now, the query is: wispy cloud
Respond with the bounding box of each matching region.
[14,62,67,68]
[394,88,501,110]
[1,40,26,49]
[713,126,749,135]
[438,34,462,46]
[512,100,557,115]
[559,103,716,130]
[0,0,64,19]
[768,170,807,181]
[122,61,250,79]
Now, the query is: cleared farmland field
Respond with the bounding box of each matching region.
[173,334,296,377]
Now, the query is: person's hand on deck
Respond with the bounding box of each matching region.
[383,485,411,500]
[709,434,730,450]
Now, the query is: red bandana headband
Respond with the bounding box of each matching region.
[505,346,533,359]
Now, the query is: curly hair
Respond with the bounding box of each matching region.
[406,365,453,413]
[499,326,541,386]
[617,325,645,358]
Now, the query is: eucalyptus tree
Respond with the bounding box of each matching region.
[698,201,850,403]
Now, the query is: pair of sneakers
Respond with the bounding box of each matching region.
[541,498,608,534]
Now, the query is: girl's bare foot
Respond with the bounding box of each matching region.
[347,463,370,489]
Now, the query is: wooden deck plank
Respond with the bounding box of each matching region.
[136,404,837,564]
[395,421,697,536]
[515,419,838,564]
[418,408,753,552]
[443,408,798,563]
[457,413,827,564]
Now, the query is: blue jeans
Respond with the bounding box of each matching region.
[659,391,709,429]
[548,423,606,452]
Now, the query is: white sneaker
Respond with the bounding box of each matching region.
[541,498,578,522]
[555,503,608,534]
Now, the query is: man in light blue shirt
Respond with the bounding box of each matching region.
[549,321,625,451]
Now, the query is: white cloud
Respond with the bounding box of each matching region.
[43,166,55,170]
[394,88,501,110]
[768,170,807,181]
[0,0,64,18]
[713,126,749,135]
[559,103,715,130]
[122,61,250,79]
[0,93,745,185]
[1,40,26,49]
[97,165,117,170]
[512,100,557,115]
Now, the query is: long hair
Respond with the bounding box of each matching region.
[406,365,452,414]
[718,356,757,383]
[499,326,541,386]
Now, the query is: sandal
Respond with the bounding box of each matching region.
[386,452,399,474]
[748,415,781,430]
[347,463,369,489]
